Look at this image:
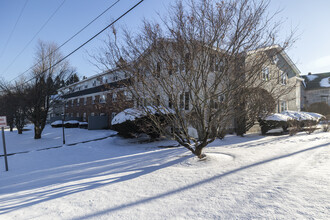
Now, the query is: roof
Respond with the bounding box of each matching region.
[301,72,330,90]
[248,45,301,77]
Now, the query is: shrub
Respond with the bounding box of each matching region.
[289,120,300,136]
[303,120,317,134]
[258,119,289,135]
[112,114,169,139]
[51,120,63,128]
[305,102,330,118]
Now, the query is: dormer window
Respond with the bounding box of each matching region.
[272,55,279,64]
[262,67,270,81]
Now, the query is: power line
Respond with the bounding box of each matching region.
[23,0,145,86]
[9,0,121,83]
[2,0,66,74]
[0,0,29,60]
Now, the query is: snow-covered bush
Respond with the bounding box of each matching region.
[64,120,80,128]
[111,107,172,139]
[51,120,63,128]
[259,111,325,135]
[258,113,292,135]
[79,122,88,129]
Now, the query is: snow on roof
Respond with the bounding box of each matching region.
[264,113,292,121]
[305,74,318,81]
[111,106,174,125]
[319,77,330,87]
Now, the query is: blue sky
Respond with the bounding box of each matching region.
[0,0,330,82]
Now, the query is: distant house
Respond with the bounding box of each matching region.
[301,72,330,107]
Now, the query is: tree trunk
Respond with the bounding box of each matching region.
[18,129,23,134]
[194,144,206,159]
[34,125,42,139]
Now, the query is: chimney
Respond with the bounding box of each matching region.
[308,72,312,75]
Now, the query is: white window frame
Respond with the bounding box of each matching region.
[262,67,270,81]
[281,72,287,85]
[280,101,287,112]
[100,94,106,103]
[112,93,117,102]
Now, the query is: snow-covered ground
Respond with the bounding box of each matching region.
[1,124,116,154]
[0,127,329,219]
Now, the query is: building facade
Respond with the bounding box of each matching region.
[301,72,330,107]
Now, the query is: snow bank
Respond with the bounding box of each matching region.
[305,74,318,81]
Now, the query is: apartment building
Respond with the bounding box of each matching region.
[58,69,134,126]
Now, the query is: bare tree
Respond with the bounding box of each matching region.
[26,40,74,139]
[0,78,30,134]
[92,0,296,158]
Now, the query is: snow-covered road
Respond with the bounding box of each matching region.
[0,130,329,219]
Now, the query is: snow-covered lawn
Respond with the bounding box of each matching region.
[0,129,329,219]
[1,124,116,154]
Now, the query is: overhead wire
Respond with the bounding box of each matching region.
[0,0,29,60]
[2,0,66,75]
[16,0,145,88]
[9,0,121,83]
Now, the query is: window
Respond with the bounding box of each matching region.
[281,72,287,85]
[91,112,95,116]
[84,97,87,105]
[180,92,190,110]
[280,101,287,112]
[71,100,73,107]
[92,80,96,86]
[321,96,328,104]
[71,113,73,117]
[168,97,173,109]
[156,62,161,77]
[180,93,184,109]
[124,91,132,100]
[154,95,160,106]
[92,96,95,104]
[85,84,88,89]
[113,75,118,81]
[185,92,189,110]
[100,94,106,103]
[83,112,86,121]
[112,93,117,102]
[65,102,68,108]
[76,113,79,117]
[77,99,80,106]
[111,112,116,120]
[262,67,270,81]
[168,59,173,75]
